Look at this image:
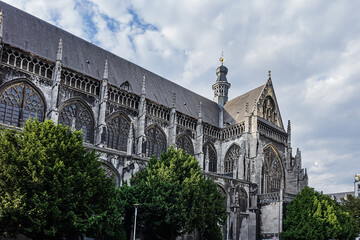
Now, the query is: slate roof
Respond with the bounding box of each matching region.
[0,1,220,126]
[223,85,264,125]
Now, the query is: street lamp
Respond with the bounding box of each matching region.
[133,204,140,240]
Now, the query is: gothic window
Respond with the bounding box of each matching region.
[203,142,217,172]
[176,134,194,156]
[144,126,166,158]
[59,101,94,143]
[263,146,283,193]
[262,96,277,124]
[224,144,241,174]
[106,114,130,152]
[0,82,44,127]
[120,81,130,91]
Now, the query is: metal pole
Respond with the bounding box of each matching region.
[133,204,139,240]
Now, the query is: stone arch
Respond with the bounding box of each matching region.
[223,144,241,176]
[262,144,285,193]
[203,141,217,173]
[175,133,194,156]
[144,124,167,158]
[105,111,131,152]
[101,161,121,187]
[58,98,95,143]
[119,81,131,91]
[0,79,46,127]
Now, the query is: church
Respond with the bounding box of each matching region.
[0,1,308,239]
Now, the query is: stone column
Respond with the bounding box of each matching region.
[168,92,177,147]
[195,101,204,168]
[136,75,146,156]
[96,59,109,147]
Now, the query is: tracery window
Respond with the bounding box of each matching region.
[59,101,94,143]
[262,96,277,124]
[203,142,217,172]
[106,114,130,152]
[263,146,283,193]
[0,82,44,127]
[144,126,166,158]
[224,144,240,174]
[176,134,194,156]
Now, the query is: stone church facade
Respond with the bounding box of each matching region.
[0,2,308,239]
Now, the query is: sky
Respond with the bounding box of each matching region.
[3,0,360,194]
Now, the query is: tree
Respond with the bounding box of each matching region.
[280,186,356,240]
[122,146,227,240]
[341,194,360,236]
[0,120,126,239]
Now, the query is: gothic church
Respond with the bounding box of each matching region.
[0,1,308,239]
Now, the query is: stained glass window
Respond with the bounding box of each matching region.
[59,101,94,143]
[264,146,283,193]
[0,82,44,127]
[224,144,240,174]
[176,134,194,156]
[106,114,130,152]
[145,126,166,158]
[203,142,217,172]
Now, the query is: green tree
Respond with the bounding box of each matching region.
[341,194,360,236]
[122,146,227,240]
[0,120,125,240]
[280,186,356,240]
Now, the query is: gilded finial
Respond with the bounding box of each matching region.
[219,51,225,65]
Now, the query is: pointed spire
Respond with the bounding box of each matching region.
[0,10,3,42]
[198,101,202,119]
[141,74,146,95]
[56,38,63,61]
[287,120,291,134]
[172,92,176,108]
[103,59,108,80]
[268,70,272,81]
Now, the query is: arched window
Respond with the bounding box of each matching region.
[176,134,194,156]
[224,144,240,174]
[203,142,217,172]
[144,126,166,158]
[106,114,130,151]
[262,96,277,124]
[263,146,283,193]
[0,81,44,127]
[59,101,94,143]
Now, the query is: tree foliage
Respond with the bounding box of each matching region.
[280,186,356,240]
[341,194,360,236]
[122,146,227,240]
[0,120,125,239]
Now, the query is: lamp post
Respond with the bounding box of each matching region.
[133,204,140,240]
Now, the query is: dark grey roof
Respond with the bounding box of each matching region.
[223,85,264,124]
[0,1,219,126]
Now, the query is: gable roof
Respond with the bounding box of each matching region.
[223,85,264,125]
[0,1,219,126]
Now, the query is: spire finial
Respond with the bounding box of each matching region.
[103,59,108,80]
[172,92,176,108]
[141,74,146,95]
[219,51,225,65]
[56,38,63,61]
[0,10,3,41]
[268,70,271,80]
[198,101,202,119]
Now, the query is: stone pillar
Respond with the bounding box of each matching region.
[96,59,109,147]
[48,38,63,122]
[0,10,3,55]
[127,122,134,156]
[168,92,177,147]
[204,145,209,172]
[136,75,146,156]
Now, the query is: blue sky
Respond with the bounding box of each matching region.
[4,0,360,194]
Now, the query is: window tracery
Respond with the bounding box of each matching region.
[203,142,217,172]
[176,135,194,156]
[224,144,241,174]
[0,82,44,127]
[262,96,277,124]
[59,101,94,143]
[106,114,130,152]
[263,146,283,193]
[144,126,166,158]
